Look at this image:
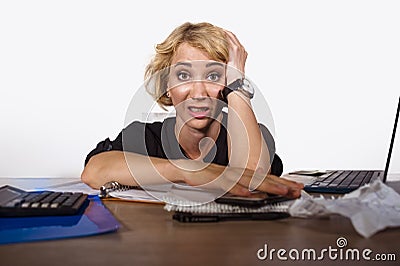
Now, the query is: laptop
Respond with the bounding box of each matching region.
[298,96,399,194]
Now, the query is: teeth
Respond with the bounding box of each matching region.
[189,107,208,112]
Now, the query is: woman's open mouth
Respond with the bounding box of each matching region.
[187,106,211,118]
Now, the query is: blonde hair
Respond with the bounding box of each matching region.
[145,22,229,107]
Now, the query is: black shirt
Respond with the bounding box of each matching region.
[85,113,283,176]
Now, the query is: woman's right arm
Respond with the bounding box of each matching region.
[81,151,179,189]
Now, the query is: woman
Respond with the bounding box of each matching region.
[81,22,303,198]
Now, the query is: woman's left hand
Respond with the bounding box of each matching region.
[224,30,247,84]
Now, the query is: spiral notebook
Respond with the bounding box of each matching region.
[99,181,293,222]
[164,198,291,222]
[163,185,293,223]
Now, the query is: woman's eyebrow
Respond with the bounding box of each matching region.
[175,62,192,67]
[205,62,224,68]
[174,61,224,68]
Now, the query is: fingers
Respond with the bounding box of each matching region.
[254,177,291,196]
[259,176,303,198]
[225,30,242,48]
[231,169,303,198]
[223,29,247,77]
[195,165,303,198]
[267,175,304,190]
[228,183,252,197]
[225,30,247,60]
[253,174,303,198]
[228,176,299,198]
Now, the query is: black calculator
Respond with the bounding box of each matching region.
[0,185,88,217]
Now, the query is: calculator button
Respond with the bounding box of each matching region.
[41,192,61,203]
[53,196,68,204]
[41,202,50,208]
[31,202,40,208]
[21,202,31,208]
[50,202,60,208]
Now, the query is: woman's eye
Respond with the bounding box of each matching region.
[177,72,190,81]
[207,72,221,82]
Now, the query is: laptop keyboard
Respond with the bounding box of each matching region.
[0,185,88,217]
[304,170,376,193]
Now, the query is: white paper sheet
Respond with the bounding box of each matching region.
[289,180,400,237]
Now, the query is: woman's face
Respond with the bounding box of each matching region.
[168,43,225,131]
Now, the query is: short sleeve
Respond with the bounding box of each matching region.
[84,133,122,166]
[84,121,147,166]
[84,121,163,166]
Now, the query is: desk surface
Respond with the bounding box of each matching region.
[0,177,399,266]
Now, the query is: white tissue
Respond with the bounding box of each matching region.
[289,180,400,238]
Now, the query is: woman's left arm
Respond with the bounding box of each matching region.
[224,30,271,176]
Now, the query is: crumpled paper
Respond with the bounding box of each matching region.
[289,180,400,238]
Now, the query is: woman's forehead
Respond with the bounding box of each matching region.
[171,43,211,64]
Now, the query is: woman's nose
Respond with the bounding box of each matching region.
[189,81,208,98]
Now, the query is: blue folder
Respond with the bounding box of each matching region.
[0,195,120,245]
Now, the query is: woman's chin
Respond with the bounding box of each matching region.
[185,117,214,130]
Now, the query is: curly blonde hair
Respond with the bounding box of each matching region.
[144,22,229,108]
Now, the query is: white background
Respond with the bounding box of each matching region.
[0,0,399,179]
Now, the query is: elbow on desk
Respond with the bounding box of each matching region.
[81,158,103,189]
[81,167,98,189]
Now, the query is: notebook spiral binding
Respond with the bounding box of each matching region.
[99,181,138,198]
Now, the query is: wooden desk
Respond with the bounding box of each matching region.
[0,180,399,266]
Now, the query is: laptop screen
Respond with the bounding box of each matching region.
[383,96,400,182]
